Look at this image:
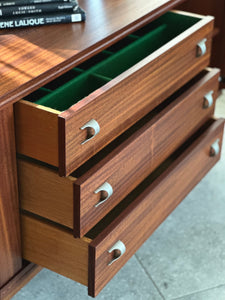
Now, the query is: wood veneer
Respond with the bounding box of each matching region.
[74,67,219,237]
[0,105,22,287]
[20,118,224,297]
[1,1,223,298]
[0,0,186,110]
[88,118,224,296]
[17,68,220,237]
[21,215,91,286]
[1,263,42,300]
[14,11,214,176]
[178,0,225,86]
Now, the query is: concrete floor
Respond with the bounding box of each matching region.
[13,92,225,300]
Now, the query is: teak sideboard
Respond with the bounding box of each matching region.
[0,1,224,299]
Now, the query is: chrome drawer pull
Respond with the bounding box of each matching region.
[210,139,220,157]
[203,90,214,108]
[80,119,100,145]
[94,182,113,207]
[197,38,207,57]
[108,240,126,266]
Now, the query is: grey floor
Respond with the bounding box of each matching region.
[13,92,225,300]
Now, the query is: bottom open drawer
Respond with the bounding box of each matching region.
[21,118,224,297]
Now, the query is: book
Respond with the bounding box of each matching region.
[0,10,85,28]
[0,0,76,6]
[0,2,79,17]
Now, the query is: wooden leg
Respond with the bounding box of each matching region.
[0,105,22,286]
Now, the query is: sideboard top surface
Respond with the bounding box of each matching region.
[0,0,185,109]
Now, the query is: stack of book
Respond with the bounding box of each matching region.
[0,0,86,29]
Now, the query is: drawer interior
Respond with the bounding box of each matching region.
[23,12,201,111]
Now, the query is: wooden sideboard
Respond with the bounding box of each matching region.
[0,0,224,298]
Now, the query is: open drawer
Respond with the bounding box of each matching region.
[15,11,214,176]
[18,68,220,237]
[21,118,224,297]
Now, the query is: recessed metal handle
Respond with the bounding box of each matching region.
[210,139,220,157]
[108,240,126,266]
[80,119,100,145]
[203,90,214,108]
[197,38,207,57]
[94,182,113,207]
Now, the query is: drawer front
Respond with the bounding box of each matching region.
[18,69,220,237]
[60,13,213,176]
[20,119,224,297]
[88,118,224,297]
[15,12,214,176]
[74,68,219,237]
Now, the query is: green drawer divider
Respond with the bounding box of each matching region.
[106,35,138,53]
[73,67,85,73]
[78,51,112,70]
[40,87,52,93]
[102,50,114,55]
[93,73,112,82]
[28,12,200,110]
[92,12,200,78]
[35,73,110,111]
[128,34,140,39]
[43,69,82,91]
[23,88,51,102]
[92,23,168,78]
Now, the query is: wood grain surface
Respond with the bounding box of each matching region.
[178,0,225,86]
[21,214,91,286]
[17,69,219,236]
[88,118,225,297]
[1,263,42,300]
[13,11,213,175]
[14,101,59,167]
[17,159,76,228]
[19,119,225,297]
[74,68,220,237]
[0,106,22,287]
[59,13,213,176]
[0,0,186,110]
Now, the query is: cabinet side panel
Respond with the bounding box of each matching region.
[0,105,22,287]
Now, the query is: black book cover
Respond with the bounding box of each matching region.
[0,0,76,7]
[0,2,78,17]
[0,7,85,28]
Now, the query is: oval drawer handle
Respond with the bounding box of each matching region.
[197,38,207,57]
[108,240,126,266]
[210,139,220,157]
[94,182,113,207]
[80,119,100,145]
[203,91,214,108]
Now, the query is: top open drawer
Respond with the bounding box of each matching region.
[14,11,214,176]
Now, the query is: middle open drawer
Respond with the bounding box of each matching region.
[17,68,219,237]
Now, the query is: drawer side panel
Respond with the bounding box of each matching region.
[21,214,90,286]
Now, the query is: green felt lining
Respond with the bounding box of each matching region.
[29,12,200,111]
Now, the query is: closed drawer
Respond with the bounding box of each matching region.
[21,118,224,297]
[15,11,214,176]
[18,68,220,237]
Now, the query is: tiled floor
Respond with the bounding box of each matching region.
[12,92,225,300]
